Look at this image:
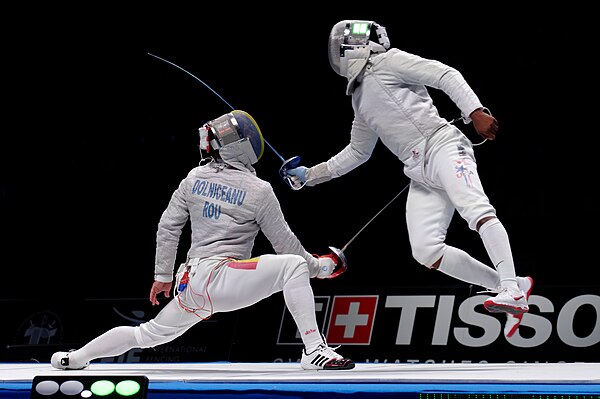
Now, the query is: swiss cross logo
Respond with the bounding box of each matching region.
[325,295,378,345]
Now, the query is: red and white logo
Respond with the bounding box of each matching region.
[326,295,378,345]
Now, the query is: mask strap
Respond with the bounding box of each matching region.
[199,125,212,152]
[372,22,390,49]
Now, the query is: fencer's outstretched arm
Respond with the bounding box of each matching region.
[255,182,337,278]
[286,117,378,188]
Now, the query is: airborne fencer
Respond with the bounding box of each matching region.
[285,20,534,338]
[51,110,355,371]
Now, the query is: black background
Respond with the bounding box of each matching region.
[1,5,591,307]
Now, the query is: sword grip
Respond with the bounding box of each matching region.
[279,156,306,190]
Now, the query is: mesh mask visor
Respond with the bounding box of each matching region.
[340,21,371,58]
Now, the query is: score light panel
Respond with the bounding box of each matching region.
[30,375,148,398]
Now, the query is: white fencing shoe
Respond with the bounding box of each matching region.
[484,285,529,315]
[51,350,89,370]
[301,344,355,370]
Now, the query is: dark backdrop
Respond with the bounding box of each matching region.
[1,5,587,304]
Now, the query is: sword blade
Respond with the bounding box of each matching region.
[341,183,409,252]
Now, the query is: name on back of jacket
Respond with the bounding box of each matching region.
[192,180,247,220]
[192,180,247,205]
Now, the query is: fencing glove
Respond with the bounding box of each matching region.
[315,254,338,279]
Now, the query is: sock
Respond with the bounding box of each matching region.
[69,326,139,365]
[438,246,500,289]
[479,218,518,290]
[283,269,323,352]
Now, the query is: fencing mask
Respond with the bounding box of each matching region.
[328,20,390,94]
[199,110,264,167]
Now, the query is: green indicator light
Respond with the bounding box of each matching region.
[90,380,116,396]
[116,380,141,396]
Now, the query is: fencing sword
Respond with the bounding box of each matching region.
[326,182,410,278]
[147,53,302,189]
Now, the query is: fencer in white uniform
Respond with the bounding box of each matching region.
[285,20,534,338]
[51,110,355,370]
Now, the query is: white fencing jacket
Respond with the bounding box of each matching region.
[308,48,484,185]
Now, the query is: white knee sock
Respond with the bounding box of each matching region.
[70,326,139,365]
[438,246,500,289]
[478,218,518,290]
[283,270,323,352]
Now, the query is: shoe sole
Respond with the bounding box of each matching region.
[301,363,356,370]
[324,361,355,370]
[484,302,528,315]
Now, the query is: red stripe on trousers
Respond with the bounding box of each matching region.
[227,260,258,270]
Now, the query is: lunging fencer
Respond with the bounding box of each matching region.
[51,110,355,371]
[285,20,534,338]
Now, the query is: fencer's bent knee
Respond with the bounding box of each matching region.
[411,242,446,269]
[283,254,310,281]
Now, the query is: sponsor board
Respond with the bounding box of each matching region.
[2,286,598,363]
[274,287,600,363]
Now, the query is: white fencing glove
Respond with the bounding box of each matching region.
[315,254,338,279]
